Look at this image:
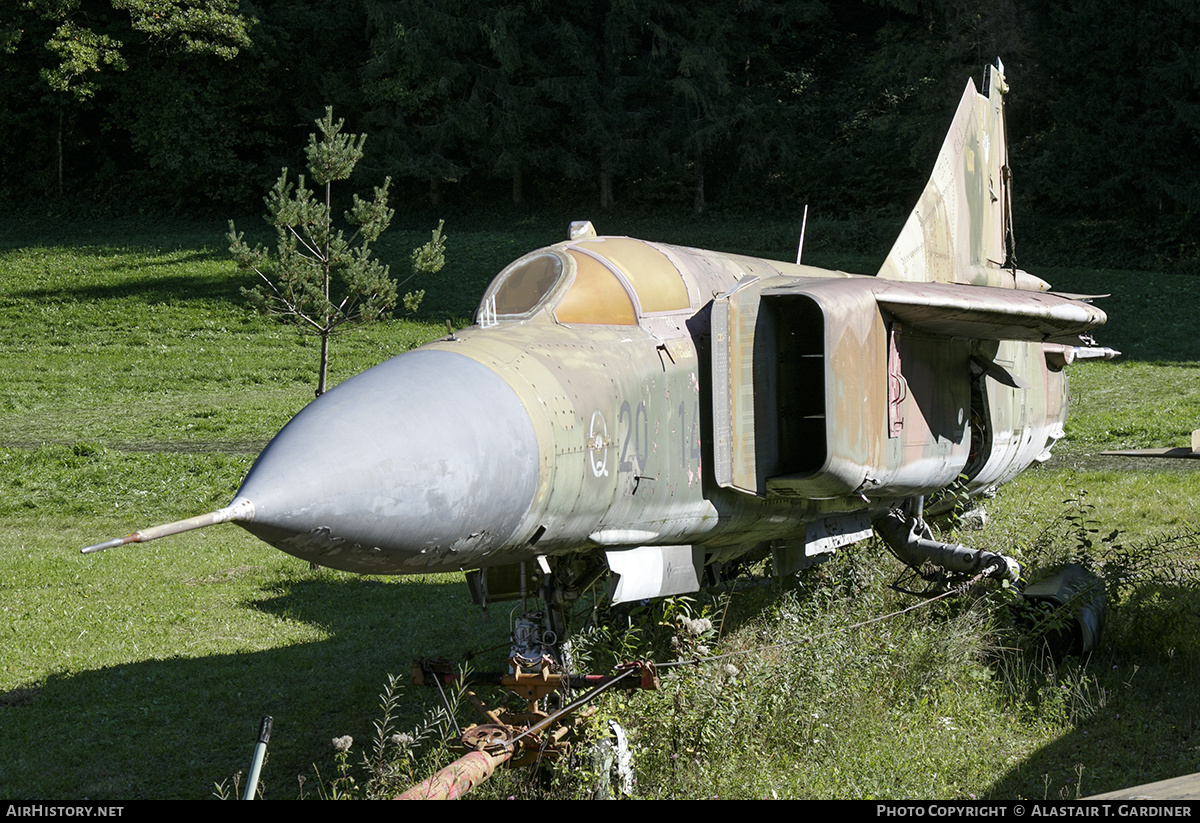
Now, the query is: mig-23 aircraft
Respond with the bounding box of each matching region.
[86,61,1117,656]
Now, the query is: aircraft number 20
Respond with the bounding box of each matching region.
[616,399,702,475]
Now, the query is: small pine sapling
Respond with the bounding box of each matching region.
[229,107,445,395]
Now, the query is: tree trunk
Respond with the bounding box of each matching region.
[599,155,615,209]
[317,333,329,397]
[693,161,706,215]
[318,178,332,397]
[511,161,523,205]
[57,109,64,199]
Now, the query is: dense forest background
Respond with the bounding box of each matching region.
[3,0,1198,268]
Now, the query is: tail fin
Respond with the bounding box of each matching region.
[877,61,1016,287]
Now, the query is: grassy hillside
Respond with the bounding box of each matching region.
[0,217,1197,799]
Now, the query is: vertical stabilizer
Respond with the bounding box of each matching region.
[877,62,1012,287]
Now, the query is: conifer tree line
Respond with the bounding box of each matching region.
[4,0,1199,255]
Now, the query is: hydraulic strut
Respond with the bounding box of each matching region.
[874,508,1021,583]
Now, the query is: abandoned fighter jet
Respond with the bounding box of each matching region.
[85,62,1116,651]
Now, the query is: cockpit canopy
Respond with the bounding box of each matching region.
[477,237,692,327]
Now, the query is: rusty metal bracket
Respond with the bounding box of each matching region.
[400,656,654,798]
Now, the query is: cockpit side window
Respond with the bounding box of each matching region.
[554,250,637,325]
[485,253,564,317]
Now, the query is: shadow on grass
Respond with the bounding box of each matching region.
[0,575,509,800]
[986,585,1200,800]
[7,268,244,307]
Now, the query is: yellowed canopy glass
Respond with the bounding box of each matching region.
[555,250,637,325]
[574,238,690,313]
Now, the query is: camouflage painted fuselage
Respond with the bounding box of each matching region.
[235,232,1102,579]
[91,64,1112,597]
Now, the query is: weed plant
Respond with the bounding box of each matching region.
[297,671,471,800]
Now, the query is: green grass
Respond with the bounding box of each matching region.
[1,217,1199,799]
[0,450,510,798]
[0,224,508,798]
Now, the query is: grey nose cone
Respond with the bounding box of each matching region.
[236,349,540,574]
